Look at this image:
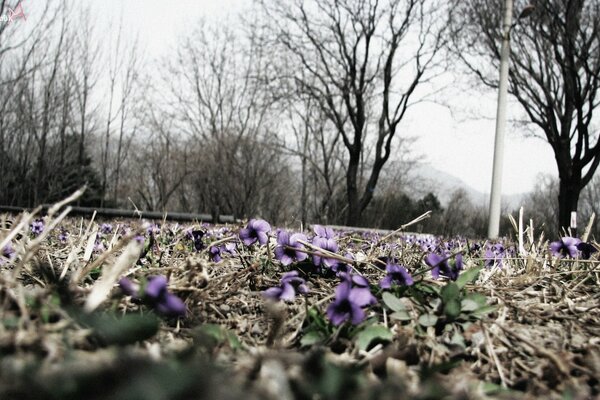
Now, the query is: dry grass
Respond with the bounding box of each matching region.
[1,199,599,399]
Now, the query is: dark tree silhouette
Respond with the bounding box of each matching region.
[450,0,600,232]
[260,0,446,225]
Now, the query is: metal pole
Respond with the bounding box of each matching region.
[488,0,514,239]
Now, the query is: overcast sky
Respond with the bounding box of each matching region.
[78,0,557,195]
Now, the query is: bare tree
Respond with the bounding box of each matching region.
[260,0,447,225]
[449,0,600,232]
[161,21,290,221]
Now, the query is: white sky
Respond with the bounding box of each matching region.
[39,0,558,195]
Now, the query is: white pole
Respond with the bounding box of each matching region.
[488,0,514,239]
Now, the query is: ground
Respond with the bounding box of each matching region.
[0,207,599,400]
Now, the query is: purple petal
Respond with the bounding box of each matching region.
[145,276,168,300]
[326,302,349,326]
[156,293,186,317]
[256,231,269,245]
[251,219,271,233]
[425,253,444,268]
[263,287,283,300]
[334,279,352,300]
[281,270,300,281]
[118,278,139,298]
[277,231,290,246]
[349,287,377,307]
[289,233,307,246]
[297,284,309,295]
[279,282,296,301]
[313,225,326,237]
[351,275,370,288]
[349,303,366,325]
[295,250,308,262]
[379,275,393,289]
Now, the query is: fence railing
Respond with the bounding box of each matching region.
[0,205,235,223]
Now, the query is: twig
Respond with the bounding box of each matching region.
[496,323,570,376]
[378,211,432,244]
[483,325,509,387]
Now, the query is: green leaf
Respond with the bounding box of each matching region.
[460,299,479,312]
[355,325,393,351]
[441,283,460,303]
[443,299,461,319]
[471,305,497,318]
[418,313,438,327]
[86,313,160,346]
[463,293,488,307]
[300,331,325,347]
[382,292,406,312]
[195,324,242,350]
[415,282,440,295]
[389,310,412,321]
[456,266,482,289]
[450,331,466,348]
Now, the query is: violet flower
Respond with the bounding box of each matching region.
[549,237,581,258]
[313,225,336,239]
[58,229,68,243]
[30,220,44,236]
[208,243,235,262]
[379,262,414,288]
[0,243,15,264]
[344,273,377,306]
[119,275,186,317]
[145,275,186,317]
[187,229,205,251]
[263,270,309,302]
[146,223,160,236]
[100,223,113,235]
[274,231,308,266]
[326,279,372,326]
[312,235,339,268]
[118,277,141,300]
[239,219,271,246]
[425,253,462,281]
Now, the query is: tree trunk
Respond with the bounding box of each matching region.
[345,157,360,226]
[557,178,580,236]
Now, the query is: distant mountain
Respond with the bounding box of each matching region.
[409,164,527,210]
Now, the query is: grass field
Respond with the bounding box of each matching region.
[1,196,599,399]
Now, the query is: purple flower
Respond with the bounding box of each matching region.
[326,279,372,326]
[345,274,377,306]
[208,243,235,262]
[425,253,462,281]
[118,277,141,300]
[58,229,68,243]
[549,237,581,258]
[209,246,222,262]
[263,270,309,302]
[331,253,353,275]
[1,243,16,264]
[313,225,336,239]
[100,223,113,234]
[119,275,186,317]
[144,275,186,317]
[187,230,205,251]
[312,236,339,268]
[30,220,44,236]
[379,262,414,288]
[239,219,271,246]
[146,223,160,236]
[274,231,308,266]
